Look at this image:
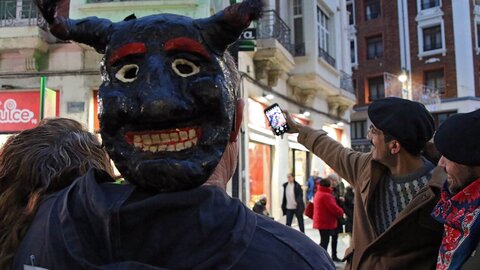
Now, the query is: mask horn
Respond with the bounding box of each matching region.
[34,0,112,53]
[195,0,263,55]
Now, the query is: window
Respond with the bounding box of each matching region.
[350,40,357,64]
[0,0,37,21]
[432,111,456,128]
[293,0,305,56]
[424,69,445,93]
[368,76,385,101]
[347,1,354,25]
[423,25,442,51]
[475,0,480,6]
[351,120,367,139]
[367,35,383,59]
[317,7,330,54]
[420,0,440,10]
[477,23,480,49]
[365,0,380,21]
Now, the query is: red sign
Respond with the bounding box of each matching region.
[0,90,57,133]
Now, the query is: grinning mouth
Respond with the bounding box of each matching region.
[124,127,201,153]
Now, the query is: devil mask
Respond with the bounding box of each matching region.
[35,0,263,191]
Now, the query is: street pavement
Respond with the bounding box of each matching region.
[277,215,349,269]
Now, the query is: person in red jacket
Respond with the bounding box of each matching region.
[313,178,344,256]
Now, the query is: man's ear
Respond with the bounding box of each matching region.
[229,98,245,142]
[390,140,401,155]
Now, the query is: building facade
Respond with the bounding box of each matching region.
[348,0,480,152]
[0,0,355,219]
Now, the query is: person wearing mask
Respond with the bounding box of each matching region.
[313,178,344,259]
[282,173,305,233]
[13,1,336,269]
[285,97,444,270]
[432,109,480,270]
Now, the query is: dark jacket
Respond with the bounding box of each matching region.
[461,240,480,270]
[281,180,305,215]
[298,127,444,270]
[13,169,334,270]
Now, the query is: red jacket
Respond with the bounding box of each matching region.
[313,186,344,230]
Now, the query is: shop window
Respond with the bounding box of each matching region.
[248,142,272,210]
[368,76,385,101]
[424,69,445,94]
[347,1,354,25]
[292,0,305,56]
[420,0,440,10]
[432,111,456,128]
[288,148,309,185]
[423,25,442,51]
[351,120,367,140]
[367,35,383,59]
[364,0,380,21]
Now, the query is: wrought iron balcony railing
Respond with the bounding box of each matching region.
[340,71,355,94]
[256,10,293,54]
[318,47,336,67]
[0,0,46,28]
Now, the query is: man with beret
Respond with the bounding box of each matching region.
[432,109,480,270]
[285,97,444,270]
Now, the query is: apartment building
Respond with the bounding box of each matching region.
[348,0,480,152]
[0,0,354,219]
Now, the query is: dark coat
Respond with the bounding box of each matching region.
[461,239,480,270]
[298,128,444,270]
[13,169,334,270]
[281,180,305,215]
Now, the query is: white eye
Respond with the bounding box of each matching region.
[115,64,139,83]
[172,59,200,77]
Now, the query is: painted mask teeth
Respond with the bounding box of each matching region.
[125,127,200,153]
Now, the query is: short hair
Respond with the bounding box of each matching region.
[319,178,331,187]
[0,118,114,269]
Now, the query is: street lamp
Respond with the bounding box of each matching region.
[398,70,408,83]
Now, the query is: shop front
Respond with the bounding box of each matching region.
[0,89,59,145]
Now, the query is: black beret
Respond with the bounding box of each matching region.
[434,109,480,166]
[368,97,435,153]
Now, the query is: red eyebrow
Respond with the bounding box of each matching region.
[109,42,146,65]
[164,37,210,59]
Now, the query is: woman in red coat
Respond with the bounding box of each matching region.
[313,178,344,253]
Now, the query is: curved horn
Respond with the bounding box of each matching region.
[195,0,264,55]
[34,0,112,53]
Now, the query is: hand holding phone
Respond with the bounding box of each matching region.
[264,103,289,136]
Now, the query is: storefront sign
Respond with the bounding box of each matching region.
[0,90,58,133]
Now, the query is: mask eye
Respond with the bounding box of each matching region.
[115,64,139,83]
[172,59,200,77]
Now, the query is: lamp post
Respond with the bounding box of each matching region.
[398,69,409,99]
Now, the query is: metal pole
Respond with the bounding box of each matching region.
[39,76,46,120]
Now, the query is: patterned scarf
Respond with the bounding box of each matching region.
[432,178,480,270]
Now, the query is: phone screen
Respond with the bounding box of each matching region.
[264,103,289,136]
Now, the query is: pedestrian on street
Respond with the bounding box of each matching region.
[282,173,305,233]
[307,169,320,201]
[284,97,444,270]
[432,109,480,270]
[252,194,271,218]
[327,173,345,262]
[313,178,344,260]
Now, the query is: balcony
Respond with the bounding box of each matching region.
[253,10,294,87]
[318,47,336,68]
[0,0,50,71]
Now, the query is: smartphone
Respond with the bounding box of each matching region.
[264,103,289,136]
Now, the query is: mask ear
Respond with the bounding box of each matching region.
[229,99,245,142]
